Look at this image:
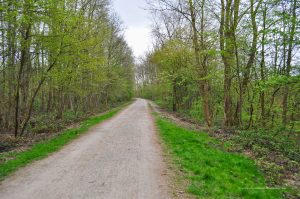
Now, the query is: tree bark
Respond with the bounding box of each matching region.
[219,0,240,127]
[282,0,297,126]
[188,0,213,127]
[15,18,32,137]
[260,2,267,126]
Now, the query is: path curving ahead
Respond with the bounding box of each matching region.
[0,99,170,199]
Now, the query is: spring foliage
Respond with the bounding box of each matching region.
[137,0,300,130]
[0,0,134,136]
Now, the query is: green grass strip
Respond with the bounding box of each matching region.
[0,103,129,180]
[156,117,284,199]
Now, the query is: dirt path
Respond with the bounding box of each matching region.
[0,99,171,199]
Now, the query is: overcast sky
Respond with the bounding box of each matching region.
[112,0,152,59]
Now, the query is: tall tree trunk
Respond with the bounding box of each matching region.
[15,20,31,137]
[282,0,297,126]
[219,0,240,127]
[237,0,261,127]
[260,3,267,126]
[188,0,213,127]
[7,0,17,130]
[0,5,6,128]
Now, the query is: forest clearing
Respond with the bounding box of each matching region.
[0,0,299,198]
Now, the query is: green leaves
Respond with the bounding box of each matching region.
[0,0,134,135]
[258,75,300,89]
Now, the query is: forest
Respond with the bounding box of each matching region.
[0,0,134,137]
[0,0,299,198]
[137,0,299,130]
[135,0,300,195]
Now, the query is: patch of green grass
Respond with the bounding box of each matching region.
[156,117,284,199]
[0,103,128,180]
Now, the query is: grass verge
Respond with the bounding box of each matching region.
[156,116,284,199]
[0,102,130,180]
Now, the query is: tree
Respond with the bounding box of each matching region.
[138,0,299,130]
[0,0,135,137]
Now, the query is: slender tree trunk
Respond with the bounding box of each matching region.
[260,3,267,126]
[237,0,261,127]
[7,0,17,130]
[282,0,296,126]
[188,0,213,127]
[0,6,6,128]
[172,79,177,112]
[15,21,31,137]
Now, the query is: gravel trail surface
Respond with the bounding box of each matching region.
[0,99,170,199]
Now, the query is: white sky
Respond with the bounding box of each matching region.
[112,0,152,59]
